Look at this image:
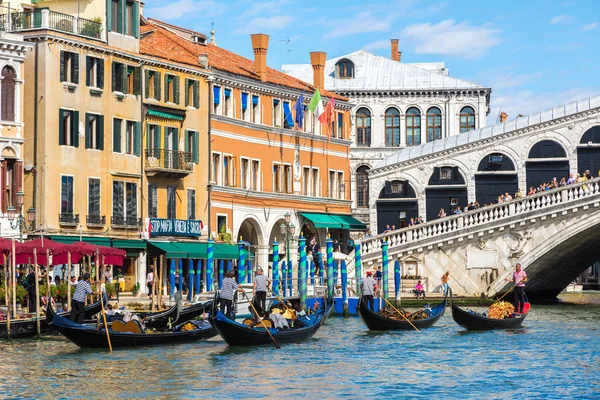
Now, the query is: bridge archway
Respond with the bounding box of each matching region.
[425,166,467,221]
[376,180,418,232]
[577,125,600,176]
[475,152,518,205]
[525,139,569,189]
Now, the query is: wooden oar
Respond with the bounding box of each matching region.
[378,290,420,332]
[271,292,297,320]
[241,290,280,349]
[99,288,113,352]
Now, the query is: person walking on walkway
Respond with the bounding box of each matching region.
[505,263,528,313]
[70,273,93,324]
[441,271,450,295]
[253,267,271,312]
[361,271,377,310]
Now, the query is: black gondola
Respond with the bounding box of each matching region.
[0,296,107,339]
[210,294,333,347]
[450,289,529,331]
[46,305,217,349]
[357,295,446,331]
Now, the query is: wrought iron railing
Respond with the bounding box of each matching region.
[86,214,106,225]
[111,216,142,227]
[0,10,103,40]
[48,10,74,32]
[145,149,194,172]
[59,213,79,225]
[77,16,102,39]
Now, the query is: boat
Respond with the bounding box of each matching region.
[46,305,217,349]
[565,282,583,293]
[357,295,446,331]
[450,289,529,331]
[0,296,107,339]
[210,294,333,347]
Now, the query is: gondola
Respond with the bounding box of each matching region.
[138,299,213,329]
[0,296,107,339]
[357,295,446,331]
[450,289,529,331]
[46,305,217,349]
[210,294,333,347]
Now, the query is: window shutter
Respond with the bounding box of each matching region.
[60,51,65,82]
[155,72,161,100]
[144,70,150,98]
[97,59,104,89]
[113,119,122,153]
[134,67,141,96]
[163,128,168,152]
[85,113,91,148]
[384,181,392,195]
[146,123,151,150]
[185,79,189,107]
[134,122,141,156]
[433,167,440,181]
[117,0,123,33]
[98,115,104,150]
[106,0,112,32]
[86,57,92,86]
[184,130,190,152]
[193,131,199,164]
[193,81,200,108]
[121,65,128,94]
[112,62,118,92]
[58,109,65,145]
[132,0,140,38]
[164,75,169,102]
[174,76,180,104]
[72,111,79,147]
[172,127,179,151]
[154,125,161,158]
[73,53,79,84]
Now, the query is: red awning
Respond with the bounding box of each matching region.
[15,238,70,265]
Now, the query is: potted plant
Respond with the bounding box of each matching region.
[132,282,140,297]
[105,283,116,299]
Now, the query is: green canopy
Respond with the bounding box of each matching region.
[112,239,147,250]
[330,214,367,230]
[299,212,366,230]
[147,241,188,258]
[147,241,239,259]
[50,235,111,246]
[147,109,184,121]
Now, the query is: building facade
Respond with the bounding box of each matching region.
[283,40,491,228]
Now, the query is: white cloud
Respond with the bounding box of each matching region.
[362,40,390,52]
[400,19,502,59]
[323,11,395,39]
[549,15,572,25]
[145,0,225,21]
[582,22,598,31]
[479,71,544,90]
[235,15,294,34]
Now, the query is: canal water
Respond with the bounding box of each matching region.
[1,299,599,399]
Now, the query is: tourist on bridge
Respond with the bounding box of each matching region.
[71,273,93,324]
[361,271,377,310]
[253,267,271,312]
[438,208,446,218]
[505,263,528,313]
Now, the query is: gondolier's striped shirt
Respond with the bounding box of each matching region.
[220,277,238,300]
[73,281,93,302]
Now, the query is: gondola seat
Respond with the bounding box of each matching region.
[112,319,144,334]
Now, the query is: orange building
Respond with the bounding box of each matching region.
[140,20,364,272]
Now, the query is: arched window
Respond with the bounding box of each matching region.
[406,107,421,146]
[336,59,354,79]
[356,165,370,208]
[356,108,371,146]
[459,106,475,133]
[426,107,442,141]
[385,107,400,146]
[1,66,16,122]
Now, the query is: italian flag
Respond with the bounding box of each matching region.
[308,88,323,119]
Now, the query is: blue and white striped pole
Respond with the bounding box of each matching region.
[238,237,246,284]
[326,235,334,299]
[218,259,224,288]
[178,259,183,292]
[206,237,214,291]
[341,259,348,316]
[169,258,176,296]
[247,257,253,284]
[382,240,389,300]
[310,261,315,286]
[188,259,194,301]
[394,259,401,300]
[354,241,362,295]
[227,260,232,275]
[287,260,293,297]
[272,239,280,295]
[196,259,202,293]
[299,234,307,311]
[281,260,287,297]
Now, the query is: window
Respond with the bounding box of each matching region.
[251,160,260,190]
[406,107,421,146]
[440,167,453,180]
[460,106,476,133]
[337,113,344,139]
[147,124,161,156]
[241,93,249,120]
[385,108,400,146]
[302,167,310,196]
[145,70,161,100]
[59,109,79,147]
[212,153,221,184]
[85,113,104,150]
[273,163,282,193]
[283,101,293,129]
[113,181,138,221]
[240,158,249,189]
[1,66,15,121]
[165,74,180,104]
[251,94,259,123]
[217,215,227,235]
[356,166,370,208]
[124,0,133,36]
[88,178,100,216]
[337,172,344,199]
[113,119,140,155]
[426,107,442,141]
[167,186,176,219]
[61,176,74,215]
[60,51,79,84]
[108,0,139,38]
[224,88,232,116]
[312,168,319,197]
[186,79,200,108]
[356,108,371,146]
[1,160,21,212]
[187,189,196,220]
[391,182,403,194]
[112,62,140,95]
[336,60,354,79]
[185,130,199,163]
[148,185,157,218]
[283,165,291,193]
[86,57,104,88]
[111,0,119,32]
[329,171,336,198]
[213,85,221,114]
[273,99,282,127]
[223,155,234,186]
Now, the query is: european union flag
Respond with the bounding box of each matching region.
[293,92,305,129]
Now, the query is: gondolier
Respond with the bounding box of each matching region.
[506,263,528,313]
[361,271,377,310]
[220,271,242,319]
[70,273,93,324]
[253,267,271,312]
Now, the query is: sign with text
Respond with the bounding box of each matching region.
[148,218,203,237]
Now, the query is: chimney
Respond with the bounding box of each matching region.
[391,39,401,62]
[499,112,508,123]
[250,34,269,82]
[310,51,326,90]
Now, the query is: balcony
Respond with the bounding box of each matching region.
[145,149,194,178]
[0,10,103,41]
[59,213,79,227]
[86,214,106,227]
[111,216,142,229]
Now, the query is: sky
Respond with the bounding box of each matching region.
[142,0,600,124]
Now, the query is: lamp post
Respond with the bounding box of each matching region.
[279,212,295,296]
[7,190,35,242]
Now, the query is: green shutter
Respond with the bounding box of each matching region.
[193,81,200,108]
[60,51,65,82]
[193,131,199,163]
[154,125,161,158]
[185,79,189,107]
[164,75,169,102]
[72,111,79,147]
[144,70,150,98]
[122,66,129,94]
[86,57,92,86]
[155,72,161,100]
[146,123,151,150]
[117,0,124,34]
[58,109,65,145]
[184,130,190,153]
[73,53,79,84]
[112,62,118,92]
[132,0,140,38]
[174,76,180,104]
[134,67,141,96]
[134,122,141,156]
[172,128,179,151]
[163,127,168,151]
[106,0,112,32]
[85,113,91,148]
[113,119,122,153]
[97,59,104,89]
[98,115,104,150]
